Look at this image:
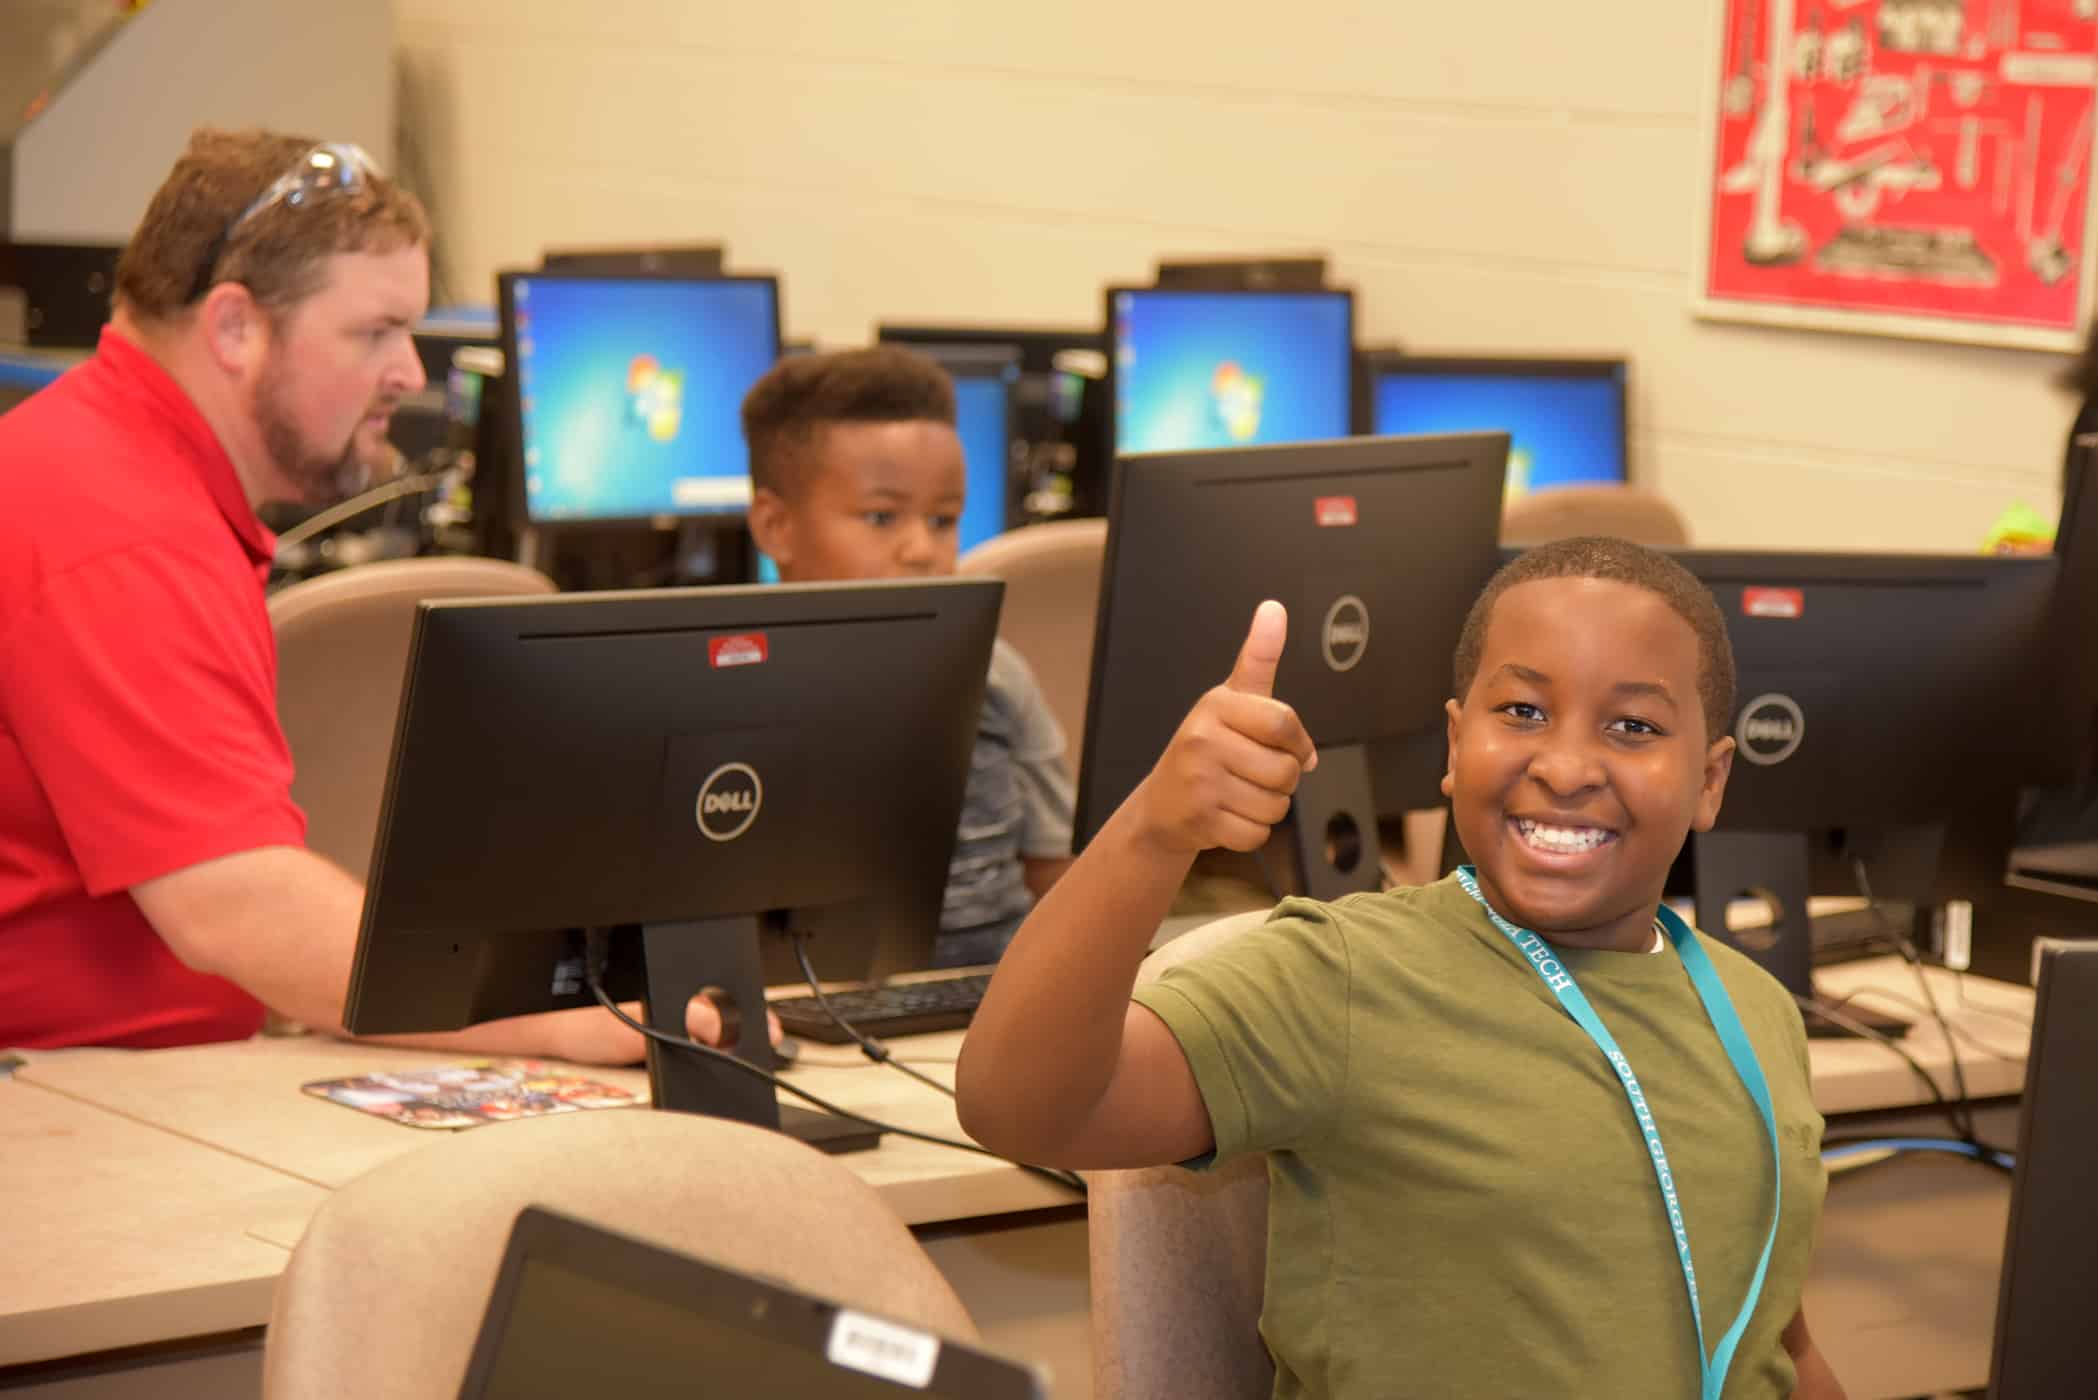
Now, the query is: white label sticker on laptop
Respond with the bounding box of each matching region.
[827,1310,939,1388]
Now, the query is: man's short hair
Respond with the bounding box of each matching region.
[740,346,957,497]
[1451,535,1737,744]
[115,127,430,322]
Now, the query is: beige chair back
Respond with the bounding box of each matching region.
[1088,907,1276,1400]
[956,518,1107,775]
[1500,483,1691,549]
[264,1110,977,1400]
[267,557,555,881]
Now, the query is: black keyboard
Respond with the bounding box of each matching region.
[771,973,993,1043]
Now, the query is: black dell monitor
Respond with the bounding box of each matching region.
[876,323,1104,378]
[1077,432,1510,901]
[1670,549,2077,1011]
[1987,941,2098,1399]
[1153,254,1329,291]
[342,577,1002,1146]
[0,240,123,348]
[1362,353,1630,494]
[497,270,781,526]
[2007,436,2098,896]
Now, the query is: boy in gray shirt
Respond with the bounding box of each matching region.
[742,347,1074,966]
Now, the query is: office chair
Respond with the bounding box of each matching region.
[267,557,555,882]
[1500,483,1692,549]
[956,518,1107,779]
[263,1110,978,1400]
[1087,907,1275,1400]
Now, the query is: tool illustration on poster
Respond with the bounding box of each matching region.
[1700,0,2098,346]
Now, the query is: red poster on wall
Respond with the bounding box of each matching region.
[1697,0,2098,348]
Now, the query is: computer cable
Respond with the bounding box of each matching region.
[580,934,1085,1194]
[1956,967,2036,1030]
[1819,984,2027,1064]
[788,933,961,1103]
[1821,1135,2015,1174]
[1793,992,1972,1141]
[1852,858,1982,1144]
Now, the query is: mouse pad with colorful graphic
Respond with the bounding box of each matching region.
[302,1060,641,1130]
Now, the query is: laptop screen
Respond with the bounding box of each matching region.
[458,1207,1046,1399]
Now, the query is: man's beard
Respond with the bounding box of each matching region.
[253,361,381,505]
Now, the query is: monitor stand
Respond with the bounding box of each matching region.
[1290,743,1383,903]
[1690,828,1941,1041]
[637,919,880,1154]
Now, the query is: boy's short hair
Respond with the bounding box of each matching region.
[117,127,429,322]
[740,346,958,497]
[1452,536,1737,743]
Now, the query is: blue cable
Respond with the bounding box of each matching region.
[1823,1136,2014,1170]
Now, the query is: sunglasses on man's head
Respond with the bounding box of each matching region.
[186,142,381,304]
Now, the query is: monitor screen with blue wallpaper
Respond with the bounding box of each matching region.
[1109,288,1353,454]
[949,360,1016,554]
[1368,355,1627,498]
[500,273,779,523]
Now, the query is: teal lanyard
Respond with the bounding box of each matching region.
[1453,867,1782,1400]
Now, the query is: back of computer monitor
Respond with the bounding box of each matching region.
[875,323,1105,378]
[541,244,725,277]
[1153,254,1329,291]
[1988,942,2098,1399]
[1673,551,2060,995]
[1685,551,2058,833]
[1076,433,1509,889]
[0,240,123,348]
[345,577,1002,1039]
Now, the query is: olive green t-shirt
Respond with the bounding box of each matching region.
[1131,875,1827,1400]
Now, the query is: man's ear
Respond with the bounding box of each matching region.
[1440,697,1463,798]
[746,486,792,570]
[1691,736,1736,832]
[196,283,265,379]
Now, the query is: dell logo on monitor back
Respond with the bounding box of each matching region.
[695,762,763,841]
[1322,594,1369,673]
[1735,694,1805,767]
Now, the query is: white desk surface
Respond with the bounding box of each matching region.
[13,1030,1075,1231]
[1808,956,2034,1116]
[8,1030,1075,1372]
[0,1077,327,1369]
[5,954,2035,1382]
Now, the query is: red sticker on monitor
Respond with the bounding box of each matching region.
[1315,496,1358,528]
[1742,588,1804,620]
[708,634,769,668]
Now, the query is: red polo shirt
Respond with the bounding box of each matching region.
[0,327,306,1048]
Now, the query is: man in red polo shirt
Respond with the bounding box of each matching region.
[0,128,729,1060]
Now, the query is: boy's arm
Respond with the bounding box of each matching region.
[1783,1306,1846,1400]
[957,602,1316,1169]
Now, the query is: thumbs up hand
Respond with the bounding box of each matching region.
[1132,601,1320,857]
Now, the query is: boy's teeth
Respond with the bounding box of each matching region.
[1515,819,1611,853]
